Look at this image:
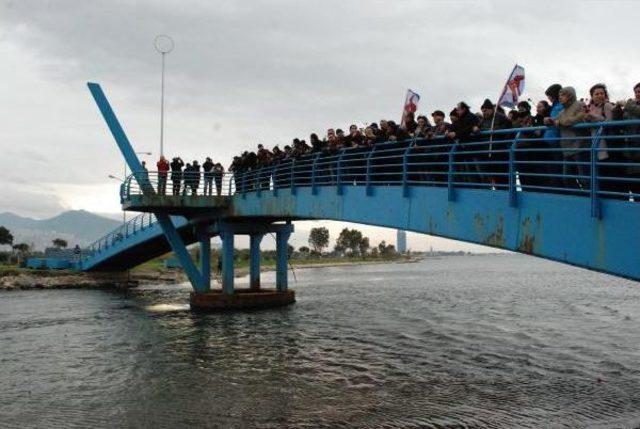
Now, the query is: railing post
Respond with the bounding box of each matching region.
[590,127,603,219]
[402,144,412,198]
[256,168,262,198]
[336,149,345,195]
[241,171,247,198]
[272,164,278,197]
[311,152,321,195]
[448,142,458,202]
[291,159,297,195]
[509,131,521,207]
[366,145,377,196]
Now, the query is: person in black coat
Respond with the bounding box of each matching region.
[191,160,201,195]
[213,163,225,195]
[182,163,192,195]
[446,102,482,184]
[170,157,184,195]
[202,157,214,196]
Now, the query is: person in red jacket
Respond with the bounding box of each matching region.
[156,155,170,195]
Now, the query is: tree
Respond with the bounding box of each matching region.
[336,228,364,257]
[52,238,68,249]
[308,227,329,254]
[0,226,13,247]
[12,243,29,253]
[358,237,370,258]
[12,243,30,266]
[377,241,396,258]
[298,246,310,254]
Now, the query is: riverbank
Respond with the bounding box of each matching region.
[0,257,420,291]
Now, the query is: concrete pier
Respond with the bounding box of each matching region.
[190,289,295,311]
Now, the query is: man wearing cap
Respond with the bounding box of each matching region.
[479,99,511,131]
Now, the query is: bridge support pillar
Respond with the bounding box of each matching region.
[220,230,235,294]
[199,233,211,292]
[249,234,263,290]
[275,226,292,292]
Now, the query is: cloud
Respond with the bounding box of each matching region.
[0,187,67,219]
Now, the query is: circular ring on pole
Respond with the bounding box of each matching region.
[154,35,174,54]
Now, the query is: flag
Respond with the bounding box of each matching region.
[400,89,420,128]
[498,64,525,108]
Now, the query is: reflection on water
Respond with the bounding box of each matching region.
[1,254,640,428]
[145,303,191,312]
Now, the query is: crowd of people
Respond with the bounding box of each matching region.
[145,82,640,198]
[154,156,225,196]
[225,82,640,197]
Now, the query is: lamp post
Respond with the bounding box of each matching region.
[154,35,174,158]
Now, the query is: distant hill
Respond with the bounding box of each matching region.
[0,210,122,250]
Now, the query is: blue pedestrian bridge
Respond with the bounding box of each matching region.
[80,82,640,299]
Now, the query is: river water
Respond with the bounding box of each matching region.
[1,254,640,428]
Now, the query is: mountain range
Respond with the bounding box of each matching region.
[0,210,122,250]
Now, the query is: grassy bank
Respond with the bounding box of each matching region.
[131,255,412,275]
[0,255,417,291]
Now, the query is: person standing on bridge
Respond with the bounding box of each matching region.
[191,160,201,196]
[585,84,615,194]
[157,155,170,195]
[617,83,640,197]
[213,162,224,195]
[203,157,214,196]
[553,86,590,190]
[447,102,481,185]
[170,157,184,195]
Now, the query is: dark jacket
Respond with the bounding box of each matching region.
[450,111,479,143]
[479,112,512,131]
[203,160,214,178]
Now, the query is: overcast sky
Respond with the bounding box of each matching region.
[1,0,638,250]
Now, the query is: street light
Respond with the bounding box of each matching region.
[124,151,153,183]
[154,35,174,158]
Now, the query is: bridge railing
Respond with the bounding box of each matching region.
[82,212,157,261]
[228,120,640,214]
[122,171,236,199]
[119,120,640,217]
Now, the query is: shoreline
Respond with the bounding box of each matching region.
[0,257,420,291]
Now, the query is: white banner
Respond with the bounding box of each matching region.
[400,89,420,128]
[498,64,525,108]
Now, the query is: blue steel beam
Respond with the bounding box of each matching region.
[199,231,211,292]
[275,226,293,292]
[231,185,640,282]
[220,229,235,294]
[87,83,146,182]
[87,82,207,293]
[249,234,263,290]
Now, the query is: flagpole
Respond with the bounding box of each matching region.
[489,64,518,152]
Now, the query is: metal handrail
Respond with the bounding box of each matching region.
[100,119,640,261]
[83,212,156,261]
